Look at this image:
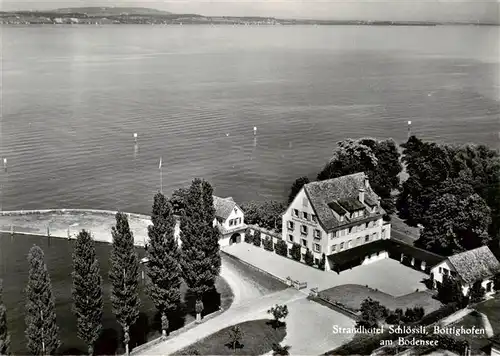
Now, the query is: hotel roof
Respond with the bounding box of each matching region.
[304,172,384,232]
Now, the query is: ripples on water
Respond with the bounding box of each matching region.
[0,25,498,214]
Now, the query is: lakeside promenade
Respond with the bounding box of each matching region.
[0,209,157,246]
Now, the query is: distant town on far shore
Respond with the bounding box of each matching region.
[1,6,498,26]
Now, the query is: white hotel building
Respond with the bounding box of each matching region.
[281,172,391,271]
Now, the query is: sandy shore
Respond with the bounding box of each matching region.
[0,209,156,246]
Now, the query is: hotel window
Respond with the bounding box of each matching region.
[301,239,307,247]
[365,222,369,229]
[365,235,370,242]
[331,244,337,253]
[314,229,321,239]
[287,221,295,231]
[229,219,234,226]
[288,234,294,242]
[372,232,377,240]
[347,240,352,248]
[303,212,309,220]
[313,243,321,253]
[356,237,361,245]
[349,227,354,234]
[300,225,308,235]
[439,267,442,273]
[340,242,344,250]
[293,209,299,217]
[341,229,346,237]
[312,215,317,223]
[303,197,308,207]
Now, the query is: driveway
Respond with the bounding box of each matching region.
[224,243,427,296]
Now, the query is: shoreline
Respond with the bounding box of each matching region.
[0,209,153,247]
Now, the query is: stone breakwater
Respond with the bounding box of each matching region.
[0,209,153,247]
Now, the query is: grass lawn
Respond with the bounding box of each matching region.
[390,214,421,241]
[174,319,287,356]
[476,295,500,334]
[450,311,490,355]
[319,284,441,313]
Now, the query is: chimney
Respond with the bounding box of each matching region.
[358,188,365,204]
[377,197,381,207]
[364,177,369,189]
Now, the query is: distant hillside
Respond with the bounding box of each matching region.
[50,7,173,16]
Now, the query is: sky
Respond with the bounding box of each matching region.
[1,0,499,22]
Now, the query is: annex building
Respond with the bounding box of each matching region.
[281,172,392,272]
[430,246,500,297]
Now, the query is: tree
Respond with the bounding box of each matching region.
[170,187,189,216]
[437,275,463,305]
[317,138,402,215]
[275,240,288,257]
[288,176,310,204]
[0,280,11,356]
[145,192,182,337]
[227,325,243,351]
[356,298,388,329]
[109,212,141,355]
[244,230,252,243]
[263,236,274,251]
[469,281,485,304]
[241,200,287,232]
[267,304,289,328]
[25,245,60,355]
[72,230,103,355]
[318,253,326,271]
[253,230,262,247]
[416,193,491,255]
[398,137,500,243]
[290,243,301,262]
[272,343,291,356]
[304,248,314,266]
[179,179,221,315]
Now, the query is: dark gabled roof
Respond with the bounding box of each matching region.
[304,172,384,232]
[338,198,366,212]
[212,196,237,220]
[447,246,500,285]
[328,201,347,215]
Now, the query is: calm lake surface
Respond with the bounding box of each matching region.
[0,25,499,214]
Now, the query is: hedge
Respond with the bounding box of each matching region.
[263,236,274,251]
[253,230,262,247]
[275,240,288,257]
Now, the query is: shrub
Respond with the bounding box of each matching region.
[275,240,288,257]
[244,230,253,243]
[253,230,262,247]
[418,303,458,326]
[438,275,463,305]
[469,281,486,304]
[304,249,314,266]
[290,244,301,261]
[356,298,389,329]
[267,304,289,328]
[263,237,274,251]
[318,253,326,271]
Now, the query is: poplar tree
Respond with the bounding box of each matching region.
[0,279,11,356]
[179,179,221,313]
[25,245,60,355]
[109,212,141,355]
[146,192,182,337]
[72,230,103,355]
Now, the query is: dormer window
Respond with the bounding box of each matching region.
[340,215,344,222]
[234,208,238,214]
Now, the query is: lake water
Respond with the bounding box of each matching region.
[0,25,498,214]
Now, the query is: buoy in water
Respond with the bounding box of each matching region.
[2,158,6,169]
[133,133,138,143]
[253,127,257,136]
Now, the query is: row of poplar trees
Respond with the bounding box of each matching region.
[0,178,221,356]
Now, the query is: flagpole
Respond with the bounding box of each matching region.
[159,157,163,194]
